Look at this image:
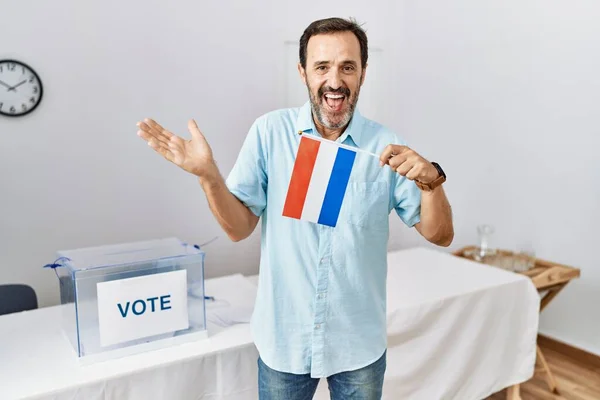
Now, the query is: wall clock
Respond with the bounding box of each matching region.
[0,59,43,117]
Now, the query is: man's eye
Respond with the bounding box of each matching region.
[343,66,355,72]
[316,66,326,71]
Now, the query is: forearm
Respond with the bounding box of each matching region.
[198,170,259,242]
[416,186,454,247]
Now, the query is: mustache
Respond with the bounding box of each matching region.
[318,86,351,98]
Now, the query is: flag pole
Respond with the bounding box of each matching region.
[298,132,380,159]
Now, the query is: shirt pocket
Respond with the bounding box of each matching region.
[343,181,389,231]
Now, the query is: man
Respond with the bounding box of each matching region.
[137,17,453,400]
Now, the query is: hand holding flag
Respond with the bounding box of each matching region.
[379,144,439,184]
[282,134,438,228]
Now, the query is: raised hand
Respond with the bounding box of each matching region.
[137,118,218,180]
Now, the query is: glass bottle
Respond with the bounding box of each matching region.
[476,224,497,261]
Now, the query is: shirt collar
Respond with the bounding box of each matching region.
[295,101,365,147]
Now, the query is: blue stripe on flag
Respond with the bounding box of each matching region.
[318,147,356,227]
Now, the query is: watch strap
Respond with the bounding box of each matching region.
[415,162,446,191]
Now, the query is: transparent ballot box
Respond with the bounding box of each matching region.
[50,237,207,364]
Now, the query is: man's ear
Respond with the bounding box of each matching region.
[360,63,368,86]
[298,63,307,85]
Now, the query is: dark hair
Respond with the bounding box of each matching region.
[299,17,368,69]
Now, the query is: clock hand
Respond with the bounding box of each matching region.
[0,80,12,90]
[8,80,27,91]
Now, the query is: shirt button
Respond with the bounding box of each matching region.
[317,293,325,299]
[315,324,321,329]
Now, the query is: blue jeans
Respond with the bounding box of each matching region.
[258,351,386,400]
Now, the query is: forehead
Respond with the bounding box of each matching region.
[305,31,361,64]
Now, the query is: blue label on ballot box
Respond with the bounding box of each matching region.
[96,269,189,347]
[117,295,172,318]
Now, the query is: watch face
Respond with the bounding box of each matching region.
[0,60,43,117]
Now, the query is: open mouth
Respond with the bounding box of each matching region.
[323,93,346,112]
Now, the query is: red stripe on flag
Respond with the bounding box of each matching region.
[282,136,320,219]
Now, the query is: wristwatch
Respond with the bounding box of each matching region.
[415,162,446,191]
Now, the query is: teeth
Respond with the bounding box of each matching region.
[325,94,344,99]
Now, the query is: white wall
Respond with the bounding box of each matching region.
[1,0,598,356]
[0,0,282,307]
[0,0,395,306]
[391,1,600,355]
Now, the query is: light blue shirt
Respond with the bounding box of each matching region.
[226,101,421,378]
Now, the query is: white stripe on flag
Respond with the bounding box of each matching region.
[301,140,338,223]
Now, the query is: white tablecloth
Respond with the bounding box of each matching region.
[0,247,540,400]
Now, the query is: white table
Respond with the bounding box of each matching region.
[0,247,540,400]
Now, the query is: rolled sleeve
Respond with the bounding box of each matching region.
[225,119,268,217]
[393,174,421,227]
[389,136,422,227]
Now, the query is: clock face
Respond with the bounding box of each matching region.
[0,60,43,117]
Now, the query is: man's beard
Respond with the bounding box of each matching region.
[307,80,361,130]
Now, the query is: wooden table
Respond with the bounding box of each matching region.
[453,246,581,400]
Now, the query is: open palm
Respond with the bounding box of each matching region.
[137,118,215,178]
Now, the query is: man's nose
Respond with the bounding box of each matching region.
[326,69,342,90]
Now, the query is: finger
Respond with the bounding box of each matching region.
[187,119,207,143]
[137,123,169,148]
[137,121,171,147]
[379,145,396,166]
[396,160,414,176]
[147,137,171,155]
[379,145,409,166]
[149,139,175,162]
[137,128,153,142]
[405,165,422,181]
[144,118,173,138]
[137,126,169,147]
[388,154,408,170]
[144,119,176,142]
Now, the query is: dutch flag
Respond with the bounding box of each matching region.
[282,134,375,227]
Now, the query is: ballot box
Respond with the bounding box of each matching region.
[50,237,207,364]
